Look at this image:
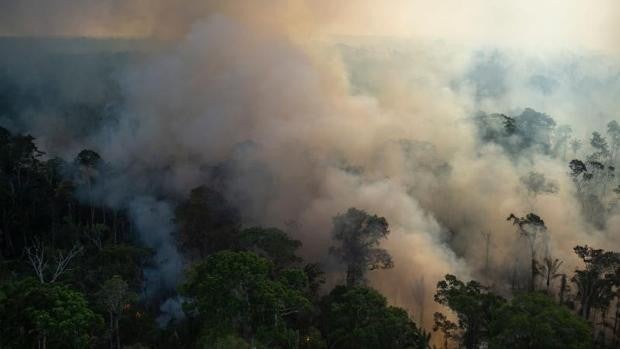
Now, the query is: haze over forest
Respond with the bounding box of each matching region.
[1,1,620,348]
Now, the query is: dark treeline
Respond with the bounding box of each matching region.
[1,112,620,349]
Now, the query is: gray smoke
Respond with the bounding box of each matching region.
[2,0,620,331]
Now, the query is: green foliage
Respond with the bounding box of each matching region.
[180,251,312,348]
[175,186,241,258]
[321,285,425,349]
[0,277,103,348]
[433,274,505,349]
[571,245,620,319]
[2,124,616,349]
[238,227,303,271]
[205,334,252,349]
[75,243,151,294]
[488,293,592,349]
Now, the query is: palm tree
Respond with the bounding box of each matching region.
[537,257,563,293]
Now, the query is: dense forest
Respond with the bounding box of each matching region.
[1,108,620,348]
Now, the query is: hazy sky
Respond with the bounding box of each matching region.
[0,1,618,54]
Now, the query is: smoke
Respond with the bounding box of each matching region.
[2,0,620,329]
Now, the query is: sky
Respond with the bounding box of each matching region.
[0,0,618,55]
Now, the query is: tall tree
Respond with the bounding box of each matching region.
[433,274,505,349]
[180,251,311,348]
[0,278,103,349]
[97,275,137,349]
[329,208,393,287]
[607,120,620,163]
[537,256,563,293]
[520,172,558,208]
[588,132,610,163]
[237,227,302,271]
[321,285,426,349]
[506,213,548,291]
[175,186,240,259]
[571,245,620,320]
[74,149,102,227]
[488,293,592,349]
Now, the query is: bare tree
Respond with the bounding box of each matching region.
[480,231,492,278]
[24,239,83,283]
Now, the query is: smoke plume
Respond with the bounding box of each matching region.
[2,0,620,328]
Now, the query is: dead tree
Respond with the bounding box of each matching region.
[480,231,492,278]
[24,239,83,283]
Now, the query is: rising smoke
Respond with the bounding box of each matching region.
[1,0,620,327]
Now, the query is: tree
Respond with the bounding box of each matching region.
[588,132,610,163]
[474,109,557,157]
[180,251,311,348]
[537,256,563,293]
[24,239,83,283]
[433,274,505,349]
[568,159,615,228]
[488,293,592,349]
[303,263,326,300]
[0,277,103,349]
[569,159,590,194]
[607,120,620,162]
[433,312,458,349]
[237,227,303,271]
[520,172,558,208]
[516,108,556,154]
[321,285,426,349]
[0,127,55,258]
[506,213,548,291]
[175,186,240,259]
[520,171,559,196]
[571,245,620,320]
[74,149,102,226]
[329,208,393,287]
[97,275,137,349]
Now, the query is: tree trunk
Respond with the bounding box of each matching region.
[613,301,619,348]
[559,274,567,304]
[582,296,591,320]
[530,258,537,292]
[346,264,362,287]
[109,312,114,349]
[115,316,120,349]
